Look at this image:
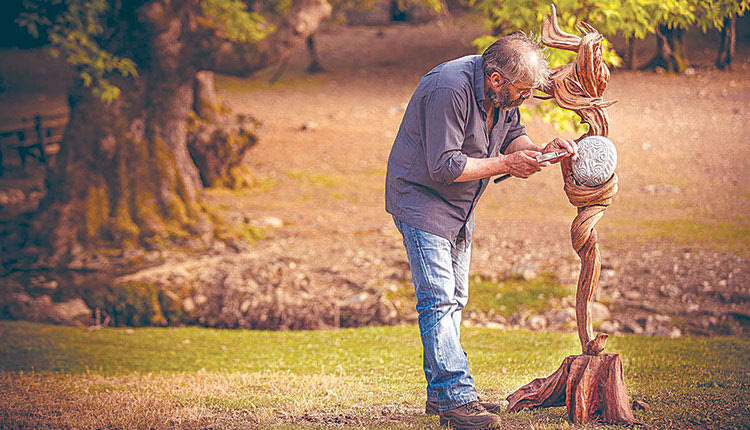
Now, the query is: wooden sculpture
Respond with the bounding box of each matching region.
[504,5,637,425]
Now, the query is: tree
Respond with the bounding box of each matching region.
[16,0,332,267]
[638,0,696,73]
[639,0,748,72]
[698,0,750,70]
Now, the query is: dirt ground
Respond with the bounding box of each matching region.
[0,15,749,335]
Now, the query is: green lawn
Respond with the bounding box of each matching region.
[0,321,748,429]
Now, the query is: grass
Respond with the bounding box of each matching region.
[606,217,750,254]
[0,321,748,429]
[467,274,573,317]
[387,274,574,319]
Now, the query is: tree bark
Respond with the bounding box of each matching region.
[625,38,637,70]
[26,0,332,267]
[188,71,259,187]
[507,354,638,425]
[306,34,326,74]
[716,15,736,70]
[641,24,689,73]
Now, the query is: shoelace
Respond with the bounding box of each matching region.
[465,402,485,414]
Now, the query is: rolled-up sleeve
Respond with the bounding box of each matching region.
[423,88,468,185]
[500,107,527,154]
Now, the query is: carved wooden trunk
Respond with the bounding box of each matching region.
[507,354,637,424]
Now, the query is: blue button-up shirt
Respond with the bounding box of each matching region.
[385,55,527,246]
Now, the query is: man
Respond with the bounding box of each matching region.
[385,32,577,430]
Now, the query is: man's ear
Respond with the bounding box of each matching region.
[488,71,504,88]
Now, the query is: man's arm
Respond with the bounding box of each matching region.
[454,135,578,182]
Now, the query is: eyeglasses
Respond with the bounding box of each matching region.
[487,71,534,100]
[504,80,533,100]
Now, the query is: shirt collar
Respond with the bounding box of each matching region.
[473,55,487,114]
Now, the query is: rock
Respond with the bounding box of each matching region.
[622,320,644,334]
[300,121,319,131]
[51,298,91,323]
[343,292,369,304]
[514,261,539,280]
[260,216,284,228]
[183,297,196,313]
[598,320,620,333]
[6,294,92,326]
[485,321,506,329]
[623,290,641,300]
[240,299,252,313]
[632,399,650,410]
[659,284,680,297]
[545,307,575,326]
[590,302,611,322]
[527,314,547,330]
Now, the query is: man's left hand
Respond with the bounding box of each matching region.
[543,137,578,162]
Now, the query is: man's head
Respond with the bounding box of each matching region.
[481,32,549,110]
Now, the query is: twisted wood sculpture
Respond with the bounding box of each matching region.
[505,5,637,425]
[537,3,619,356]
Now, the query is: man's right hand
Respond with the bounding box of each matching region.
[502,150,549,178]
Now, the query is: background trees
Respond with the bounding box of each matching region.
[467,0,748,130]
[14,0,331,267]
[469,0,749,73]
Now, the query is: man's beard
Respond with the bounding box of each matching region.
[489,87,524,110]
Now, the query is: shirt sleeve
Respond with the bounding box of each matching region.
[500,107,527,154]
[423,88,469,185]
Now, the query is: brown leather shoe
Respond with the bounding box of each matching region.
[438,401,502,429]
[425,399,503,415]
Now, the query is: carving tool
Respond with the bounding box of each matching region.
[493,150,569,183]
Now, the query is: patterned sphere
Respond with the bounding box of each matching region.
[572,136,617,187]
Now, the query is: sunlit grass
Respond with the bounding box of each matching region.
[0,321,747,429]
[1,321,748,428]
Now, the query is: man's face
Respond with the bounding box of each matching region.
[486,73,534,110]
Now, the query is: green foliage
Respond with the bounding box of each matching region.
[201,0,274,43]
[696,0,750,31]
[18,0,137,103]
[17,0,273,103]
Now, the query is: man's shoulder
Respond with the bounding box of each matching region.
[420,55,481,93]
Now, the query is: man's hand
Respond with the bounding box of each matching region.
[543,137,578,162]
[503,150,549,179]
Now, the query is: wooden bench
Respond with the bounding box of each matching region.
[0,112,68,176]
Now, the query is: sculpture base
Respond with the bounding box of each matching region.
[506,353,638,425]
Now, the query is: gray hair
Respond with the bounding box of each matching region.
[481,31,550,89]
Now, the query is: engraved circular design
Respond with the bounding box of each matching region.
[572,136,617,187]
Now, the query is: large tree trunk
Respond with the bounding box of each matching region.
[32,71,207,267]
[716,15,736,70]
[25,0,332,267]
[641,24,689,73]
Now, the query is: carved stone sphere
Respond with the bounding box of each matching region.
[572,136,617,187]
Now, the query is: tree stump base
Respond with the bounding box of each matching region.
[506,353,638,425]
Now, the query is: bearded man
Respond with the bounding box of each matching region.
[385,32,577,430]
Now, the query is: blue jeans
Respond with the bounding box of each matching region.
[393,217,477,410]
